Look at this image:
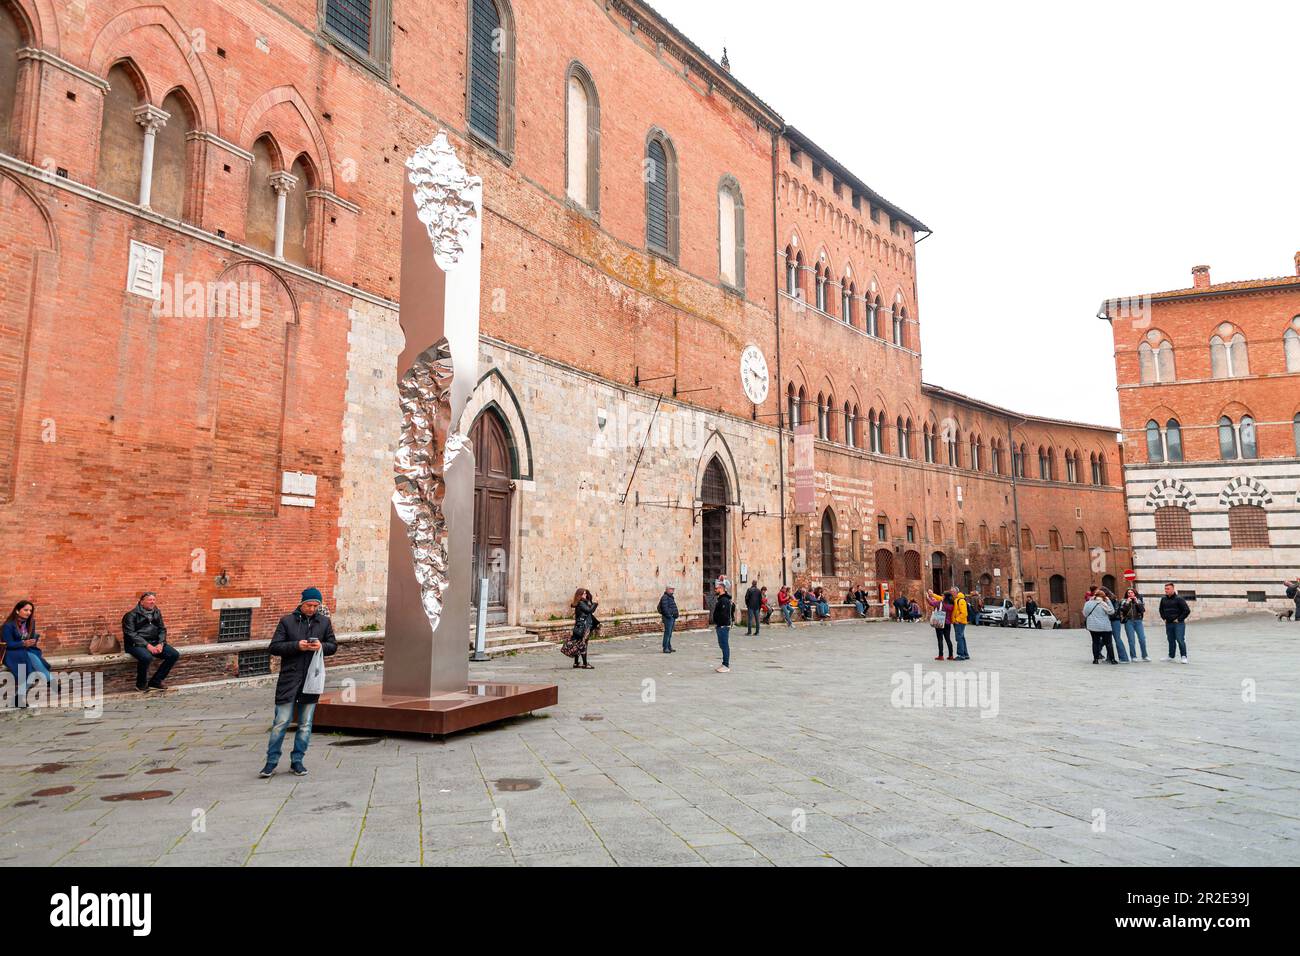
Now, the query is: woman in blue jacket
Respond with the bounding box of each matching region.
[3,600,52,702]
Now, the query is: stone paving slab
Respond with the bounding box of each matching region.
[1,615,1297,866]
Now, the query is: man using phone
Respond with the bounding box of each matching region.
[260,587,337,778]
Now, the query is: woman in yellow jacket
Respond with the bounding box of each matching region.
[951,589,971,660]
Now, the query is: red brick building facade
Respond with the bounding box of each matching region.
[0,0,1127,660]
[1102,261,1300,616]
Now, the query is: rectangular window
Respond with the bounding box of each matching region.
[1023,580,1035,593]
[877,521,886,541]
[906,524,915,544]
[323,0,391,72]
[1247,591,1266,603]
[469,0,503,144]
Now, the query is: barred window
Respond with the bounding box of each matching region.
[1228,504,1269,549]
[468,0,515,150]
[875,548,894,580]
[323,0,392,70]
[903,550,921,578]
[1154,505,1193,550]
[645,132,679,258]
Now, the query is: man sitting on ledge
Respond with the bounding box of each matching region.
[122,591,181,692]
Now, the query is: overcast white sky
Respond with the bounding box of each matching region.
[650,0,1300,426]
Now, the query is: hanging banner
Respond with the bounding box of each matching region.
[794,422,815,514]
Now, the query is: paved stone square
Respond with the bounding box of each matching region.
[2,615,1297,867]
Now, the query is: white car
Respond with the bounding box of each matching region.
[1017,607,1062,629]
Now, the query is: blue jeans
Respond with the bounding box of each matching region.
[954,623,968,658]
[1111,620,1129,661]
[716,626,730,667]
[817,601,830,620]
[854,601,865,617]
[781,604,794,627]
[1165,621,1187,658]
[746,609,761,635]
[265,699,317,766]
[10,656,52,703]
[662,617,675,651]
[1124,619,1148,659]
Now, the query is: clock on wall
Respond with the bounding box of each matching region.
[740,344,769,405]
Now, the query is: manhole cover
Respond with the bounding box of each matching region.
[31,763,68,774]
[494,778,541,792]
[330,737,381,747]
[102,790,172,802]
[32,786,75,797]
[145,768,180,774]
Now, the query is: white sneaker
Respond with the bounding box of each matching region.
[1164,657,1175,662]
[715,665,730,673]
[1180,656,1188,663]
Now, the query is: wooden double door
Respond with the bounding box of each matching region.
[471,411,513,625]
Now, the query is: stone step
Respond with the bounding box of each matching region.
[476,640,557,658]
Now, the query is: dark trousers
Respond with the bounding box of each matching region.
[746,609,761,635]
[934,625,953,657]
[1090,630,1116,662]
[716,626,730,667]
[662,617,675,651]
[1165,621,1187,658]
[126,643,180,687]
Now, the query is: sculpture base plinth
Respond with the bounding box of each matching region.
[313,683,558,736]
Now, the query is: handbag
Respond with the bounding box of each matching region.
[302,648,326,695]
[930,610,947,628]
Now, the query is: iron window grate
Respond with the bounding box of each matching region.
[238,650,271,677]
[218,607,253,643]
[325,0,372,55]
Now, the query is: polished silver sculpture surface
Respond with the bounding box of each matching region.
[382,131,483,698]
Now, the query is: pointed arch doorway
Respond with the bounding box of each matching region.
[471,409,514,625]
[700,456,730,610]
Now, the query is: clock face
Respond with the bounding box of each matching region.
[740,345,769,404]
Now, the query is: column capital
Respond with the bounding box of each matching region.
[133,104,170,133]
[268,170,299,196]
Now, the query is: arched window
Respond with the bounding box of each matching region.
[1138,337,1176,384]
[1228,504,1269,549]
[893,305,906,346]
[645,131,679,259]
[875,548,893,580]
[1049,575,1067,604]
[787,382,798,428]
[903,418,913,459]
[817,392,828,440]
[1210,332,1249,378]
[1154,505,1193,549]
[1065,450,1078,483]
[844,402,855,447]
[152,90,195,222]
[1218,416,1237,459]
[97,62,146,202]
[565,65,599,212]
[947,430,960,467]
[0,5,24,155]
[1294,413,1300,455]
[820,508,836,575]
[1286,326,1300,373]
[784,246,798,295]
[718,177,744,289]
[1049,529,1061,551]
[468,0,515,151]
[1146,421,1164,463]
[1020,526,1033,552]
[896,416,906,457]
[979,523,989,549]
[841,281,854,325]
[245,134,281,255]
[923,424,935,463]
[867,295,880,336]
[903,550,921,579]
[815,263,828,312]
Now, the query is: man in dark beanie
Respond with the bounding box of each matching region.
[260,588,337,778]
[122,592,181,691]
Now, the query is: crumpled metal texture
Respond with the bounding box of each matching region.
[392,337,460,633]
[406,131,479,272]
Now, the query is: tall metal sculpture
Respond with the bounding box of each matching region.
[315,132,556,735]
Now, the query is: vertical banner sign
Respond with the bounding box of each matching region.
[794,422,815,514]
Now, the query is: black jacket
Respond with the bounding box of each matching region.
[268,610,338,705]
[122,605,168,650]
[572,600,597,638]
[657,592,679,619]
[1120,597,1145,621]
[744,585,762,611]
[712,593,736,627]
[1158,594,1191,623]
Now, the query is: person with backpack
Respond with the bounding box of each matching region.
[712,582,736,673]
[1158,583,1191,663]
[657,585,679,654]
[1084,589,1118,664]
[952,588,971,661]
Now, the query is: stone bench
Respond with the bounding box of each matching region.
[14,631,386,697]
